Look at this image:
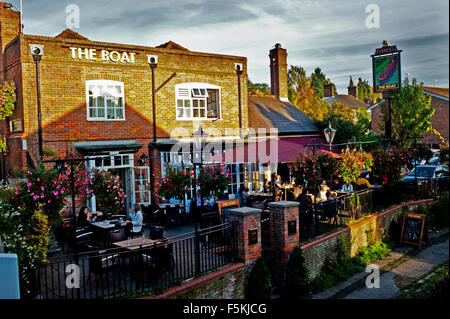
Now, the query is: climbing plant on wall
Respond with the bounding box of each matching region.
[0,81,16,120]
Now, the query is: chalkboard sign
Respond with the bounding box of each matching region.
[400,213,426,249]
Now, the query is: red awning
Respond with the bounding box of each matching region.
[208,137,340,164]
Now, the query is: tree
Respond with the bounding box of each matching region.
[379,78,435,148]
[245,254,273,299]
[330,102,354,122]
[349,76,354,88]
[311,67,326,98]
[288,65,330,121]
[357,78,382,103]
[248,79,270,95]
[285,246,310,298]
[288,65,314,106]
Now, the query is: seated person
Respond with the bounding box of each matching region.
[356,173,372,190]
[342,181,354,193]
[289,177,297,188]
[77,206,95,228]
[318,185,328,202]
[275,175,282,188]
[241,187,250,206]
[128,204,143,234]
[296,188,313,211]
[321,180,330,192]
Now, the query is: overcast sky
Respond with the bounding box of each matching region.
[13,0,449,93]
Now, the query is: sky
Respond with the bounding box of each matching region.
[11,0,449,94]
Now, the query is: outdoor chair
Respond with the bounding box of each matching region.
[151,241,174,270]
[149,225,164,240]
[165,205,182,228]
[200,212,220,230]
[87,250,120,287]
[109,228,126,243]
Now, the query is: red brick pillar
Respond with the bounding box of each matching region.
[229,207,262,271]
[267,201,300,286]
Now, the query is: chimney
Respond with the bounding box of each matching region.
[348,85,358,99]
[323,82,334,98]
[0,2,21,53]
[269,43,289,102]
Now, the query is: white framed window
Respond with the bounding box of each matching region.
[86,80,125,121]
[175,83,221,120]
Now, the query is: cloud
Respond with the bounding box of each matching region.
[13,0,449,91]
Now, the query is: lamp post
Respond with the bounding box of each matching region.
[147,55,177,204]
[235,63,243,138]
[324,123,336,152]
[192,126,208,275]
[31,45,44,161]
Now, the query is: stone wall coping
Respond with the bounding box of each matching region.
[139,263,246,299]
[229,207,262,216]
[268,201,300,208]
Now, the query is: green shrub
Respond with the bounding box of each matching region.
[245,254,273,299]
[285,246,310,298]
[427,196,449,229]
[310,239,391,294]
[354,239,392,267]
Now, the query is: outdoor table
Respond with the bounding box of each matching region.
[112,237,164,250]
[91,220,129,230]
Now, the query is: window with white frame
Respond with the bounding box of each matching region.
[86,80,125,120]
[176,83,221,120]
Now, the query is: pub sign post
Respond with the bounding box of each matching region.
[371,41,402,145]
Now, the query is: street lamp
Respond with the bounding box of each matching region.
[324,123,336,152]
[192,126,208,275]
[235,63,243,138]
[147,55,177,204]
[31,45,44,161]
[138,153,148,166]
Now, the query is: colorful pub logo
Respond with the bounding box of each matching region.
[371,41,402,93]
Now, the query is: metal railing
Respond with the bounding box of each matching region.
[34,222,238,299]
[296,177,449,243]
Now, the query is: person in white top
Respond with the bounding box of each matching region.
[128,204,143,234]
[342,181,354,193]
[318,185,328,202]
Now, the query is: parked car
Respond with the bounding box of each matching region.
[401,165,449,192]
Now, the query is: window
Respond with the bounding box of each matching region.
[86,80,125,120]
[9,119,23,132]
[176,83,221,120]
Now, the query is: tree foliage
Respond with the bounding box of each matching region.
[379,78,435,147]
[357,77,381,103]
[248,79,270,95]
[311,67,326,98]
[245,254,273,299]
[286,246,310,298]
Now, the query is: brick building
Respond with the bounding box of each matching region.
[0,4,320,211]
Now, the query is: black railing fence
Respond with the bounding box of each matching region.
[295,178,449,243]
[35,222,238,299]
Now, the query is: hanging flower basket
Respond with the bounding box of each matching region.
[0,81,16,120]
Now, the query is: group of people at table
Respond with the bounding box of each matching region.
[76,204,144,237]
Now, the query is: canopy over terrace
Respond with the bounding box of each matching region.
[207,137,340,164]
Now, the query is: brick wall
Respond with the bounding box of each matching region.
[422,95,449,145]
[300,199,434,280]
[142,263,246,299]
[1,17,249,171]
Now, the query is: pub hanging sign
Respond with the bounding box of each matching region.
[371,41,402,93]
